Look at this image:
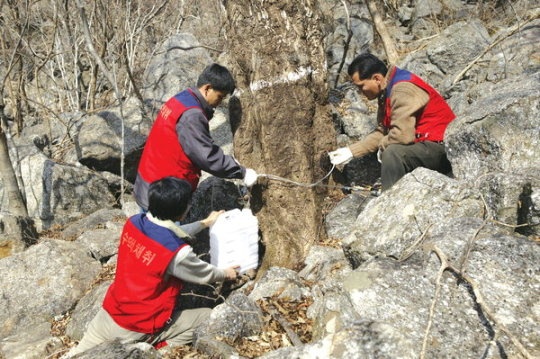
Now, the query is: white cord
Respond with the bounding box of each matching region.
[257,164,336,188]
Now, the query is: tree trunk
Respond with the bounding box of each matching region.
[223,1,338,273]
[0,122,27,218]
[365,0,399,64]
[0,107,38,252]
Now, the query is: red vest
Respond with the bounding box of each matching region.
[384,67,455,142]
[138,89,204,190]
[103,214,187,334]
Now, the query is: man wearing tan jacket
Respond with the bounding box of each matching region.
[329,53,455,191]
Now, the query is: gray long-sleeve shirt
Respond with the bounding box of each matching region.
[177,88,245,179]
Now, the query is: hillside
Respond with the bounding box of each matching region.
[0,1,538,358]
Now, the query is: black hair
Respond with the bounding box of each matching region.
[197,63,236,94]
[148,177,192,221]
[347,53,388,80]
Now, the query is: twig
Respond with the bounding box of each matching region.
[266,302,303,346]
[398,223,432,262]
[365,0,399,64]
[420,244,448,359]
[424,244,534,359]
[457,219,488,273]
[180,291,224,303]
[167,44,223,53]
[452,9,540,85]
[333,0,353,88]
[489,219,540,228]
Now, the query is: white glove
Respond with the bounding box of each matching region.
[377,148,382,163]
[243,168,258,187]
[328,147,353,165]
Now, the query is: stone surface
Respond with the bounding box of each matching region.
[0,239,101,339]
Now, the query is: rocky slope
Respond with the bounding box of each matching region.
[0,1,538,358]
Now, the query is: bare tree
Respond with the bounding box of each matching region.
[365,0,399,64]
[0,1,38,250]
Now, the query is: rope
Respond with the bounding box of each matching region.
[257,164,371,192]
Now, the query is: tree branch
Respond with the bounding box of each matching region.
[365,0,399,64]
[424,244,534,359]
[452,9,540,86]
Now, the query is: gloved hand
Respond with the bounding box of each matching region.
[243,168,258,187]
[377,148,383,163]
[328,147,353,165]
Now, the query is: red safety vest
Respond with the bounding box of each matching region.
[103,214,187,334]
[384,67,455,142]
[138,89,204,190]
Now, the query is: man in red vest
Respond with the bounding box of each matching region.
[63,177,239,357]
[134,63,258,211]
[329,53,455,191]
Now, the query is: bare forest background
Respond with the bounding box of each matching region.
[0,0,536,269]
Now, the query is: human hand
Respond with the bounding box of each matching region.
[328,147,353,165]
[224,266,240,280]
[243,168,258,187]
[201,210,225,228]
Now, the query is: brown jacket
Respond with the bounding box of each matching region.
[349,65,429,157]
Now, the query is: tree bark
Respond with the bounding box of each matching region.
[0,124,27,217]
[223,1,338,273]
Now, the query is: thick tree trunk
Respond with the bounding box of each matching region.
[223,1,337,272]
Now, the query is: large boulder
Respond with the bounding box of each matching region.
[0,239,101,339]
[65,281,111,341]
[342,168,485,267]
[341,217,539,358]
[142,33,213,107]
[445,73,540,182]
[75,97,151,182]
[401,19,491,93]
[19,152,117,230]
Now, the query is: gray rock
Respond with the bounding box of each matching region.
[308,286,360,341]
[142,33,213,107]
[69,340,160,359]
[486,18,540,81]
[260,321,414,359]
[413,0,443,19]
[325,191,373,242]
[402,19,491,93]
[0,214,38,254]
[342,217,539,358]
[19,153,117,230]
[61,208,125,241]
[76,96,151,182]
[65,281,111,341]
[0,322,63,359]
[342,168,484,267]
[0,239,101,338]
[475,170,540,237]
[249,267,311,301]
[445,73,540,182]
[193,336,244,359]
[194,292,263,342]
[299,245,352,284]
[76,227,121,263]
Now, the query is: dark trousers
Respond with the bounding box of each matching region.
[380,141,451,191]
